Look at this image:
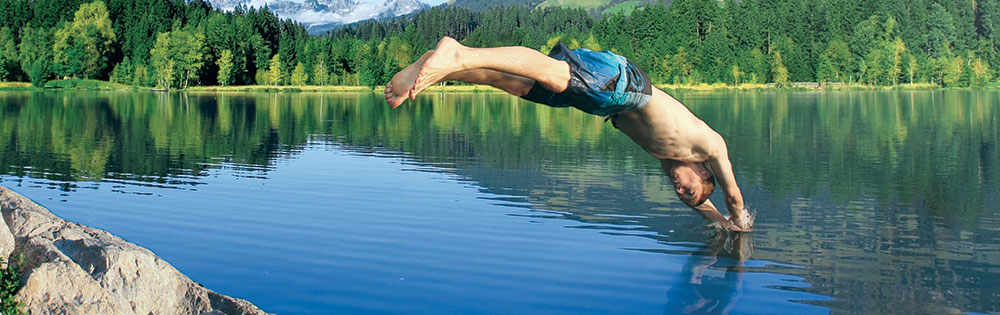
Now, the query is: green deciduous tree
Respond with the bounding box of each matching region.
[667,47,695,84]
[216,49,234,86]
[312,52,329,86]
[886,37,906,85]
[52,1,116,79]
[268,53,282,86]
[970,56,992,87]
[19,24,54,86]
[290,62,308,86]
[149,29,207,89]
[173,30,206,88]
[942,55,963,86]
[151,32,174,88]
[906,54,918,84]
[4,0,1000,88]
[771,50,790,87]
[133,63,149,87]
[731,64,741,86]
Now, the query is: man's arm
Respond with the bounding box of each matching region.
[690,199,743,231]
[706,136,751,230]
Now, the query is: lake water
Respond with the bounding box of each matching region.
[0,90,997,314]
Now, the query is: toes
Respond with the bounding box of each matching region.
[389,97,404,109]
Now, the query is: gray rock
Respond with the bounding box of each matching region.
[0,203,13,264]
[0,186,272,315]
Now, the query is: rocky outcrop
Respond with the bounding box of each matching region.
[0,186,271,315]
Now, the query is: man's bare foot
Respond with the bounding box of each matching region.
[385,53,427,108]
[385,83,408,108]
[410,36,465,99]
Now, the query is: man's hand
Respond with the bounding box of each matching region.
[692,200,752,232]
[727,212,754,232]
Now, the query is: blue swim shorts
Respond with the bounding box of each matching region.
[521,42,652,117]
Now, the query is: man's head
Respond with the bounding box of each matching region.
[666,161,716,206]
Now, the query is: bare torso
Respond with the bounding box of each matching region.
[612,88,750,231]
[613,89,722,162]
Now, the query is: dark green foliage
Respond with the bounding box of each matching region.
[926,3,957,58]
[0,0,998,88]
[25,60,50,87]
[0,255,25,315]
[45,78,125,89]
[18,25,54,86]
[0,27,21,81]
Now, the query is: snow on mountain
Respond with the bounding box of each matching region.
[212,0,430,34]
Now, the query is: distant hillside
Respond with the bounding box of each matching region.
[536,0,611,10]
[445,0,543,10]
[602,0,642,15]
[445,0,669,14]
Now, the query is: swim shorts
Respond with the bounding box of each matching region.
[521,42,652,117]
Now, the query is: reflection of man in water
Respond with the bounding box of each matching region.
[665,233,751,314]
[385,37,753,231]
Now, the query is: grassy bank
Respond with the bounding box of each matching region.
[0,82,33,90]
[0,80,988,92]
[657,82,946,91]
[44,79,132,90]
[187,84,505,93]
[186,85,373,92]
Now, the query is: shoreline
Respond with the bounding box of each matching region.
[1,80,994,92]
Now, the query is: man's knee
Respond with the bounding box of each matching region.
[540,61,571,93]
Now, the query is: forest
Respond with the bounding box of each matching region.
[0,0,998,88]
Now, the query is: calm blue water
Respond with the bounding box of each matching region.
[1,90,997,314]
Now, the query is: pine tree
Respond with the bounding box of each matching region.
[110,57,133,84]
[926,3,956,58]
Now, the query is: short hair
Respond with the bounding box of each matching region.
[692,172,716,206]
[665,160,717,206]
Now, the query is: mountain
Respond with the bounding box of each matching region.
[212,0,430,34]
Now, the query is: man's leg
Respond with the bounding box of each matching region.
[409,36,571,98]
[386,50,536,108]
[444,69,535,96]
